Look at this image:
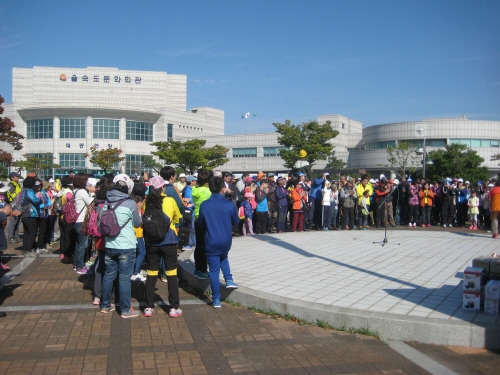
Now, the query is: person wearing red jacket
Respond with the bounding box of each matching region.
[374,178,390,228]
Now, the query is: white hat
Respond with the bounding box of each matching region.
[488,183,494,187]
[87,178,97,187]
[48,178,55,183]
[458,178,464,182]
[179,173,186,178]
[393,179,400,185]
[369,179,375,183]
[465,180,470,184]
[113,174,134,195]
[380,174,386,180]
[0,185,10,193]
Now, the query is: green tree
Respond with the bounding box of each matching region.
[140,155,162,174]
[385,141,420,178]
[89,146,125,174]
[273,120,339,169]
[324,152,346,172]
[13,153,60,177]
[150,139,229,174]
[0,95,24,176]
[427,143,489,182]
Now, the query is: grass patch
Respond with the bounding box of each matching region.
[347,327,381,338]
[224,299,242,308]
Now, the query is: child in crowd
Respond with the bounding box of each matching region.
[241,192,254,235]
[468,190,479,230]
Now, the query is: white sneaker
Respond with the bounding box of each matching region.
[442,224,447,228]
[37,248,49,253]
[408,223,412,227]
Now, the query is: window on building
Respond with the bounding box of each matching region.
[27,119,53,139]
[364,141,395,150]
[450,138,499,148]
[59,153,86,168]
[93,119,119,139]
[126,121,153,142]
[263,146,287,157]
[470,139,481,148]
[426,139,446,147]
[167,124,173,140]
[125,154,154,175]
[60,118,86,138]
[341,123,345,129]
[492,140,499,147]
[232,148,257,158]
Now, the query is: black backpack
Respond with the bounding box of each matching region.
[177,208,193,249]
[142,208,169,242]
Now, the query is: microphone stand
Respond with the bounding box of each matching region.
[373,186,399,246]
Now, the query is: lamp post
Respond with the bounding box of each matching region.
[415,139,434,179]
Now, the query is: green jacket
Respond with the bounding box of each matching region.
[192,185,211,219]
[7,180,21,203]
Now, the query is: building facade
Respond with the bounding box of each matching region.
[3,66,224,177]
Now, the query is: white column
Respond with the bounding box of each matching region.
[53,116,60,177]
[119,118,126,173]
[86,116,92,170]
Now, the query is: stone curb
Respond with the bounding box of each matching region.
[177,251,500,350]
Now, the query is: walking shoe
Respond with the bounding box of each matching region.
[50,241,58,246]
[59,254,65,259]
[93,297,100,305]
[226,280,238,289]
[0,263,10,271]
[492,234,498,239]
[182,245,192,251]
[442,224,447,228]
[212,298,221,308]
[194,270,209,280]
[37,248,49,253]
[323,227,328,231]
[101,304,115,313]
[168,308,183,318]
[144,308,154,317]
[23,250,39,258]
[408,223,412,227]
[160,277,168,283]
[121,310,140,319]
[76,266,93,275]
[427,224,431,227]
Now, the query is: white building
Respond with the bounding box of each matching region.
[3,66,500,178]
[3,66,223,177]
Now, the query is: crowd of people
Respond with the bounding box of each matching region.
[0,160,499,319]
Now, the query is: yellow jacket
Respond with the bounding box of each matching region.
[6,180,21,203]
[144,193,181,232]
[356,182,373,206]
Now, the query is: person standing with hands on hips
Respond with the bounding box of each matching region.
[197,176,240,309]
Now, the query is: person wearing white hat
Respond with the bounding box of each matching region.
[100,174,143,318]
[174,173,187,193]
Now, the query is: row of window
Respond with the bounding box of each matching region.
[25,153,154,176]
[232,147,288,158]
[26,118,155,141]
[363,138,499,150]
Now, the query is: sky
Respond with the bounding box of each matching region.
[1,1,499,134]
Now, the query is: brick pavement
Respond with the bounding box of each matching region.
[0,233,498,374]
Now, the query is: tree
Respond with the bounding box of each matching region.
[0,95,24,176]
[385,141,420,178]
[273,120,339,169]
[324,152,346,172]
[13,153,60,177]
[89,146,125,174]
[427,143,489,182]
[141,155,162,174]
[150,139,229,174]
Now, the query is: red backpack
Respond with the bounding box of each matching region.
[62,189,84,224]
[86,201,105,237]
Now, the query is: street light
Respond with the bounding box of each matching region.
[415,140,433,178]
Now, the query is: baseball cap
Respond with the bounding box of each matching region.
[465,180,470,184]
[267,172,275,177]
[9,172,21,179]
[369,179,375,183]
[87,178,97,187]
[179,173,186,178]
[297,172,305,177]
[186,175,197,182]
[48,178,55,183]
[245,177,253,183]
[488,183,494,187]
[129,173,138,179]
[113,174,135,194]
[458,178,464,182]
[257,172,265,181]
[393,179,400,185]
[149,176,165,190]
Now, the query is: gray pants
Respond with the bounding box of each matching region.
[8,215,22,240]
[492,211,499,236]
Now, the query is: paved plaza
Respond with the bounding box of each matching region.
[0,227,499,374]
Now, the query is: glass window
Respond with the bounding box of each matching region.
[59,153,86,168]
[470,139,481,147]
[25,153,54,179]
[125,154,154,175]
[491,140,499,147]
[60,118,86,138]
[167,124,173,140]
[93,119,119,139]
[232,147,257,158]
[426,139,446,147]
[26,119,53,139]
[481,139,491,147]
[263,146,287,157]
[126,121,154,142]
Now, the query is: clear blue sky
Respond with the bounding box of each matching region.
[1,1,499,134]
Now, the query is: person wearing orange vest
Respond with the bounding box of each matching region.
[488,178,500,239]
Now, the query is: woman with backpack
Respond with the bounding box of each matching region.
[72,173,94,275]
[142,176,182,318]
[17,176,42,257]
[56,177,75,261]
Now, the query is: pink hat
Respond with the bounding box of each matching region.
[149,176,165,190]
[245,177,253,183]
[244,192,253,198]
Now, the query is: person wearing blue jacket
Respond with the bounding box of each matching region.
[101,174,142,319]
[309,174,327,229]
[254,180,269,234]
[198,176,240,308]
[455,179,469,227]
[18,176,42,257]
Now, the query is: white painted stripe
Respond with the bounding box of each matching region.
[385,340,459,375]
[0,257,37,290]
